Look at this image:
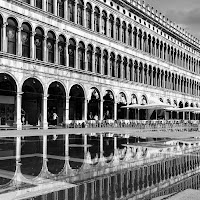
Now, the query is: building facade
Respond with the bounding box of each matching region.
[1,0,200,130]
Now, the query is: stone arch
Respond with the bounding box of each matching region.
[117,92,127,119]
[103,89,114,120]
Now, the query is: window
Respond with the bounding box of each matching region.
[36,0,42,9]
[47,31,55,63]
[22,23,31,58]
[86,3,92,29]
[87,45,93,72]
[117,55,121,78]
[103,50,108,75]
[0,16,3,51]
[133,27,137,48]
[95,47,101,73]
[123,58,127,79]
[116,18,120,41]
[35,27,43,61]
[68,39,76,68]
[47,0,53,13]
[110,53,115,77]
[109,15,114,38]
[129,60,133,81]
[78,42,85,70]
[122,22,126,43]
[58,35,66,65]
[94,7,100,32]
[68,0,75,22]
[58,0,64,18]
[7,18,17,55]
[128,25,132,46]
[102,11,107,35]
[77,0,84,25]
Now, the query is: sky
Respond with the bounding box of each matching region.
[144,0,200,39]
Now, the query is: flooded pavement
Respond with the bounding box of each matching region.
[0,132,200,200]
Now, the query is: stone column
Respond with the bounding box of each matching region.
[3,22,7,52]
[43,0,47,11]
[76,45,78,69]
[16,137,21,162]
[55,39,58,64]
[31,31,35,59]
[65,96,70,125]
[84,134,87,156]
[91,10,94,31]
[30,0,34,6]
[65,41,68,67]
[17,27,22,56]
[100,134,103,159]
[84,99,88,120]
[92,51,95,72]
[100,99,103,120]
[42,94,48,130]
[64,0,68,19]
[43,36,47,62]
[54,0,58,15]
[114,102,117,120]
[83,5,87,27]
[16,92,23,130]
[114,136,117,150]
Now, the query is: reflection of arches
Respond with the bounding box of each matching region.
[117,92,127,119]
[47,81,66,125]
[140,95,147,120]
[88,87,100,120]
[22,78,43,126]
[179,101,183,119]
[69,84,85,120]
[103,90,114,119]
[21,136,43,178]
[0,73,17,126]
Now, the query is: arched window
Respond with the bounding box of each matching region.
[123,58,127,79]
[110,52,115,77]
[35,27,43,61]
[68,38,76,68]
[58,0,64,18]
[47,0,53,13]
[0,16,3,51]
[86,3,92,29]
[117,55,121,78]
[138,29,142,50]
[103,50,108,75]
[134,61,138,82]
[21,23,31,58]
[116,18,120,41]
[68,0,75,22]
[36,0,42,9]
[58,35,66,65]
[143,32,147,52]
[109,15,114,38]
[6,18,17,55]
[78,42,85,70]
[94,7,100,32]
[87,45,93,72]
[128,24,132,46]
[133,27,137,48]
[102,11,107,35]
[148,35,151,54]
[95,47,101,73]
[77,0,84,25]
[144,64,148,84]
[129,59,133,81]
[47,31,55,63]
[122,22,126,44]
[139,63,143,83]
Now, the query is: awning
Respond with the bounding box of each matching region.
[166,107,200,112]
[121,104,144,109]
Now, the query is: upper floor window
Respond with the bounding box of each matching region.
[95,47,101,73]
[36,0,42,9]
[68,0,75,22]
[94,7,100,32]
[116,18,120,41]
[86,3,92,29]
[68,38,76,68]
[22,23,31,58]
[47,0,54,14]
[122,22,126,43]
[109,15,114,38]
[78,42,85,70]
[103,50,108,75]
[58,35,66,65]
[117,55,121,78]
[77,0,84,25]
[7,18,17,55]
[87,45,93,72]
[47,31,55,63]
[35,27,44,61]
[110,53,115,77]
[128,25,132,46]
[102,11,107,35]
[58,0,64,18]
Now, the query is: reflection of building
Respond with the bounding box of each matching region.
[0,0,200,129]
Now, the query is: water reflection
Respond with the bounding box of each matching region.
[1,133,200,200]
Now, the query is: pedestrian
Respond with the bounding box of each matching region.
[52,111,58,126]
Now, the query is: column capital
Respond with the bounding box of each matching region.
[3,22,8,27]
[31,31,36,36]
[17,92,24,96]
[17,26,23,32]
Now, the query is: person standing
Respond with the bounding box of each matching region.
[52,111,58,126]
